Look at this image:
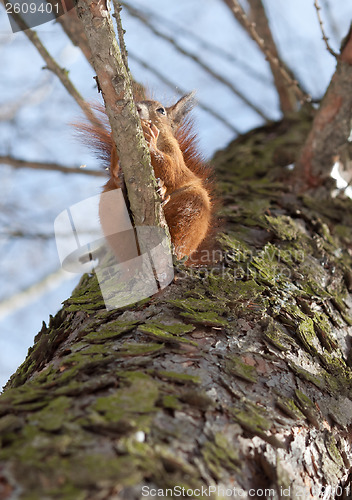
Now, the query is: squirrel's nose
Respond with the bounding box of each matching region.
[136,103,148,120]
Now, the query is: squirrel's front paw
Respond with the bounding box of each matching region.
[157,178,170,206]
[141,120,159,150]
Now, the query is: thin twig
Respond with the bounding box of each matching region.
[129,51,239,134]
[0,267,73,321]
[320,0,342,42]
[119,0,271,85]
[0,230,54,240]
[122,2,271,122]
[223,0,310,104]
[247,0,298,114]
[313,0,339,58]
[0,77,53,121]
[0,155,105,177]
[53,6,93,62]
[6,10,101,127]
[113,1,129,71]
[49,3,239,132]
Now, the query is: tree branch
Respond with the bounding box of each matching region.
[112,0,129,71]
[52,4,93,62]
[295,25,352,189]
[121,2,271,122]
[119,1,271,85]
[0,230,54,240]
[48,5,239,133]
[5,9,100,127]
[313,0,339,58]
[246,0,299,114]
[0,268,71,321]
[74,0,168,234]
[321,0,342,41]
[129,51,239,133]
[222,0,309,106]
[0,155,105,177]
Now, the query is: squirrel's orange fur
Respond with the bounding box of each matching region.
[81,93,215,264]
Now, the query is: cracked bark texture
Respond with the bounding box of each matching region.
[295,25,352,189]
[1,112,352,500]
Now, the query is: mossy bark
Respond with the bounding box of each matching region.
[1,112,352,499]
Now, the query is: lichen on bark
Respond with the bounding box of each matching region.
[1,113,352,499]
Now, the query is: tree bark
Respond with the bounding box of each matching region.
[1,112,352,499]
[75,0,167,233]
[295,25,352,190]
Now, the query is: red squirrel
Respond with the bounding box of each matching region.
[87,92,215,264]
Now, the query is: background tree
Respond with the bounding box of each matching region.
[0,1,352,498]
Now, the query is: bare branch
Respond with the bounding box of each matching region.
[129,51,239,134]
[48,5,239,133]
[0,78,53,121]
[121,2,271,122]
[321,0,342,41]
[0,230,54,240]
[0,155,105,177]
[0,268,72,321]
[4,9,100,127]
[119,1,271,85]
[112,1,129,71]
[295,26,352,189]
[75,0,168,233]
[247,0,298,114]
[313,0,339,58]
[52,6,93,62]
[223,0,309,105]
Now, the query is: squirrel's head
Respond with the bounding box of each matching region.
[136,91,196,135]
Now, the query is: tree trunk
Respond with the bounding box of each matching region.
[295,26,352,189]
[1,113,352,500]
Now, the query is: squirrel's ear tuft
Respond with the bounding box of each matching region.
[167,91,197,129]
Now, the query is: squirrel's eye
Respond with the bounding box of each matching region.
[156,107,166,115]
